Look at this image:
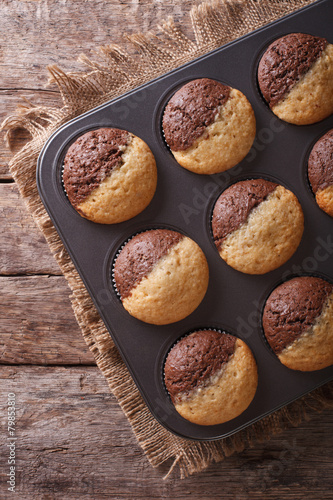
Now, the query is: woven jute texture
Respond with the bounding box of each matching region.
[2,0,333,478]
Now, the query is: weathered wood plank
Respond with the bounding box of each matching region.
[1,0,194,90]
[0,276,94,365]
[0,365,332,499]
[0,183,62,275]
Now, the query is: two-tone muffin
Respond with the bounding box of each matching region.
[63,127,157,224]
[164,330,258,425]
[263,276,333,371]
[258,33,333,125]
[113,229,209,325]
[162,78,256,174]
[308,129,333,217]
[211,179,304,274]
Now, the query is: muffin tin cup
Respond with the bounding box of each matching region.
[162,328,258,427]
[37,0,333,440]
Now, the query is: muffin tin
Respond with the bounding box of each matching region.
[37,0,333,440]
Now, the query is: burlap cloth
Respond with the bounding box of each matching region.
[2,0,333,479]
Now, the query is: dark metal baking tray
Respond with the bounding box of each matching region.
[37,0,333,440]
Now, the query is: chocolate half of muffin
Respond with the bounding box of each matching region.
[211,179,304,274]
[162,78,230,152]
[263,276,333,371]
[308,129,333,217]
[164,330,258,426]
[113,229,209,325]
[258,33,333,125]
[162,78,256,174]
[63,127,157,224]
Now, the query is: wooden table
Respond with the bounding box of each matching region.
[1,1,332,498]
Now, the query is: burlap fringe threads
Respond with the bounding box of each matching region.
[2,0,332,479]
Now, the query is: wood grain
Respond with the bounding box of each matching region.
[1,0,194,91]
[0,365,332,499]
[0,183,61,275]
[0,275,94,365]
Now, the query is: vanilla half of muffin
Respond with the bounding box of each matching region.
[164,330,258,425]
[263,276,333,371]
[113,229,209,325]
[63,127,157,224]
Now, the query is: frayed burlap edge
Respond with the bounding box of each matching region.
[2,0,332,479]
